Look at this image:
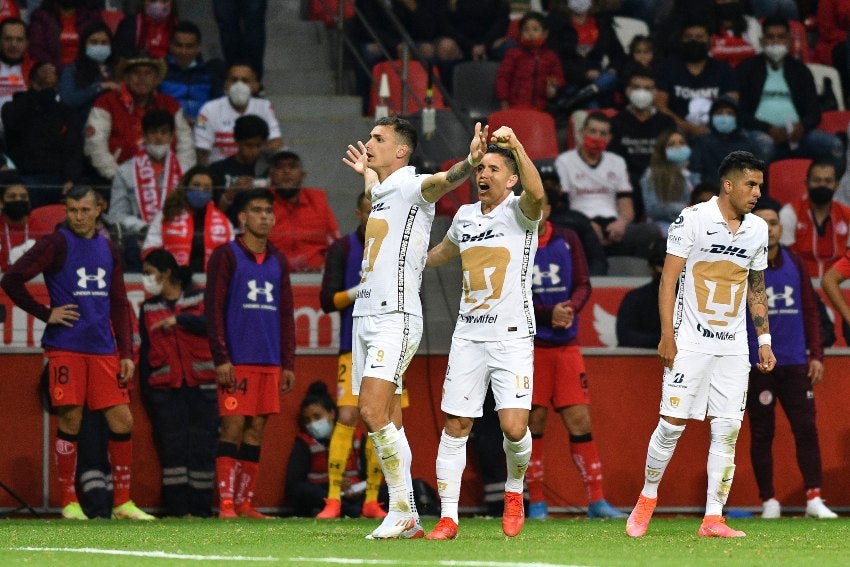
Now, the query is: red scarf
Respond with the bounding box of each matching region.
[133,149,182,224]
[161,202,232,270]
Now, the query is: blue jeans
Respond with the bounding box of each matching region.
[213,0,268,80]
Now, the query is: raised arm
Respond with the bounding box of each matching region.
[426,235,460,268]
[342,141,379,198]
[747,268,776,373]
[490,126,544,221]
[420,122,489,203]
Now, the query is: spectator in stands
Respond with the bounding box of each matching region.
[778,161,850,279]
[545,0,625,110]
[267,150,340,273]
[746,196,837,520]
[554,111,659,258]
[84,51,194,181]
[159,21,223,126]
[0,174,52,271]
[640,130,700,237]
[139,248,218,518]
[609,70,676,219]
[2,61,83,207]
[194,63,281,166]
[105,108,187,270]
[59,22,119,142]
[814,0,850,65]
[213,0,267,82]
[495,12,564,112]
[618,35,656,87]
[143,166,233,274]
[27,0,101,72]
[0,18,34,118]
[709,0,756,68]
[689,96,760,186]
[616,237,666,348]
[437,0,511,62]
[115,0,177,60]
[736,17,843,165]
[655,21,739,138]
[690,181,718,205]
[286,381,380,517]
[208,114,270,221]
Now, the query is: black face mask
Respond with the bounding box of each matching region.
[808,186,834,206]
[681,40,709,63]
[3,200,30,221]
[34,88,57,105]
[276,188,300,200]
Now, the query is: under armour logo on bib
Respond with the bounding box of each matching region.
[532,263,561,286]
[247,280,274,302]
[766,285,794,309]
[76,267,106,289]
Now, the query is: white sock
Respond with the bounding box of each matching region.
[398,427,419,520]
[642,418,685,498]
[369,423,410,515]
[503,428,531,494]
[705,418,739,516]
[435,429,468,523]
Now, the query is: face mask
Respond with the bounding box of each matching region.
[146,143,169,161]
[568,0,592,14]
[185,189,212,210]
[3,200,30,221]
[808,186,834,206]
[306,417,333,440]
[681,40,709,63]
[145,1,172,21]
[142,274,163,295]
[276,187,300,200]
[665,145,691,165]
[582,134,607,155]
[520,37,546,49]
[228,80,251,107]
[711,114,737,134]
[763,44,788,64]
[35,88,57,105]
[86,44,111,63]
[628,88,653,110]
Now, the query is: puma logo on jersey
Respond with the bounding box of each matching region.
[460,229,503,242]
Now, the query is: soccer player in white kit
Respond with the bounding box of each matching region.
[626,151,777,538]
[423,126,544,540]
[342,116,489,539]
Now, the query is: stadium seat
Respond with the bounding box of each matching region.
[487,109,559,160]
[612,16,649,52]
[405,109,470,171]
[808,63,845,111]
[369,59,446,116]
[607,255,651,277]
[817,109,850,135]
[767,158,811,205]
[28,204,66,232]
[452,61,501,122]
[435,157,474,217]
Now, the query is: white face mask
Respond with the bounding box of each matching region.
[146,143,169,160]
[142,274,163,295]
[228,80,252,107]
[628,88,653,110]
[764,43,788,63]
[305,417,333,440]
[568,0,592,14]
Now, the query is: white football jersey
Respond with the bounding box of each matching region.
[554,149,632,219]
[353,166,435,317]
[194,97,282,163]
[666,196,768,355]
[448,193,539,341]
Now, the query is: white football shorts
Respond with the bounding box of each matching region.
[660,349,750,421]
[352,312,422,395]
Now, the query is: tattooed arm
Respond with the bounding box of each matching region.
[421,122,489,203]
[748,268,776,373]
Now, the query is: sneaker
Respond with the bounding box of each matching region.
[761,498,781,519]
[61,502,88,521]
[112,500,155,521]
[237,503,274,519]
[218,499,237,519]
[528,501,548,520]
[588,499,627,519]
[400,521,424,539]
[361,500,388,519]
[625,494,657,537]
[502,491,525,537]
[698,516,746,538]
[425,517,458,540]
[806,497,838,519]
[365,513,416,539]
[316,498,342,519]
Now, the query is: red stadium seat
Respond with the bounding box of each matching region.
[487,109,559,160]
[767,158,811,205]
[817,110,850,135]
[435,157,473,217]
[28,204,66,232]
[369,59,445,116]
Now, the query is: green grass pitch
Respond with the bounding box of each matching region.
[1,516,848,566]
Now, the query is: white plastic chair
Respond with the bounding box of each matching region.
[808,63,845,111]
[612,16,649,52]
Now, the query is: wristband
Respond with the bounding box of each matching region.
[346,286,359,302]
[467,153,479,167]
[757,333,772,347]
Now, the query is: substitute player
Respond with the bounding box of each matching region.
[342,116,488,539]
[206,188,296,519]
[626,151,776,538]
[1,185,153,521]
[424,126,544,540]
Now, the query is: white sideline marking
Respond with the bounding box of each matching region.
[289,559,589,567]
[11,547,276,561]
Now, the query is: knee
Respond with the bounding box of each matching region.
[105,407,133,435]
[357,400,385,431]
[444,416,473,438]
[502,423,529,442]
[337,405,359,427]
[562,406,591,435]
